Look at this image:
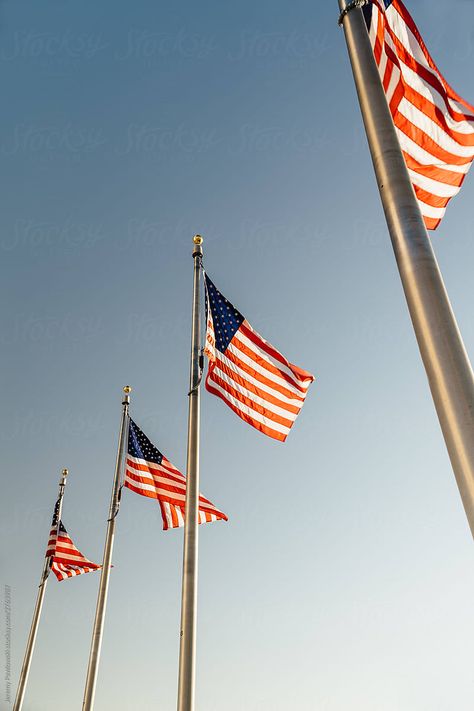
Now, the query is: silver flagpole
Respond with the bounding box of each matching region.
[82,386,131,711]
[338,0,474,536]
[13,468,68,711]
[177,235,203,711]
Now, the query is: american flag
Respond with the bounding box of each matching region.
[123,418,228,530]
[363,0,474,230]
[46,500,100,581]
[204,274,314,442]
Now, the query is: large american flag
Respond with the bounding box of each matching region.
[46,500,100,581]
[123,418,228,530]
[204,274,314,442]
[363,0,474,230]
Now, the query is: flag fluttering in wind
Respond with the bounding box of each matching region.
[46,523,101,581]
[46,499,100,581]
[204,274,314,442]
[363,0,474,230]
[124,418,228,530]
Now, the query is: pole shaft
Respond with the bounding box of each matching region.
[177,239,203,711]
[13,470,68,711]
[82,392,129,711]
[339,1,474,536]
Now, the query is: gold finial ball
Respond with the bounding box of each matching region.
[193,234,203,245]
[62,468,68,476]
[123,385,132,394]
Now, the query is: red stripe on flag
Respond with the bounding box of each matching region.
[205,371,288,442]
[367,0,474,229]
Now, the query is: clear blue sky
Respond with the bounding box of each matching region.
[2,1,474,709]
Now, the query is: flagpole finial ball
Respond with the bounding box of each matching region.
[123,385,132,394]
[193,235,203,245]
[62,469,68,477]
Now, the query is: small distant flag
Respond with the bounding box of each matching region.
[204,274,314,442]
[46,504,100,581]
[363,0,474,230]
[123,418,228,530]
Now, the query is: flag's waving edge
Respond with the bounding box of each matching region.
[46,522,101,582]
[123,418,228,530]
[363,0,474,230]
[204,273,314,442]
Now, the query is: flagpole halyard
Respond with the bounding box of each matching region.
[82,387,130,711]
[338,0,474,537]
[177,235,203,711]
[13,468,68,711]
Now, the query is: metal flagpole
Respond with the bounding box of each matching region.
[13,468,69,711]
[338,0,474,537]
[82,386,131,711]
[177,235,204,711]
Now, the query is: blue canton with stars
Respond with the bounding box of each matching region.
[51,498,61,527]
[363,3,373,27]
[128,418,163,465]
[363,0,393,28]
[205,274,244,354]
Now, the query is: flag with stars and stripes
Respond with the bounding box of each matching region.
[363,0,474,230]
[204,274,314,442]
[46,503,100,582]
[123,418,228,530]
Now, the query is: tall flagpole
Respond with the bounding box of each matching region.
[177,235,203,711]
[338,0,474,537]
[13,468,68,711]
[82,386,131,711]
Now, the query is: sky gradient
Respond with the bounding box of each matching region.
[2,1,474,709]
